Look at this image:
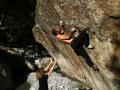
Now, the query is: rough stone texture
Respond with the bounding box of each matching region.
[48,72,88,90]
[33,0,120,90]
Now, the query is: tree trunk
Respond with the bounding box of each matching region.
[33,0,120,90]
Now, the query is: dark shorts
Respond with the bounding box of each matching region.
[70,31,89,51]
[39,75,48,90]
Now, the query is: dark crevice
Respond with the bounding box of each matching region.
[109,15,120,20]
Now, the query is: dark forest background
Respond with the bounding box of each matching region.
[0,0,36,45]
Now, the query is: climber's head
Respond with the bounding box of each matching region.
[52,26,65,36]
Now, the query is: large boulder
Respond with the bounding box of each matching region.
[33,0,120,90]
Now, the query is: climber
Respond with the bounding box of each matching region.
[51,25,98,71]
[27,59,57,90]
[52,25,94,52]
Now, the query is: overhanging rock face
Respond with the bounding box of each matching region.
[33,0,120,90]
